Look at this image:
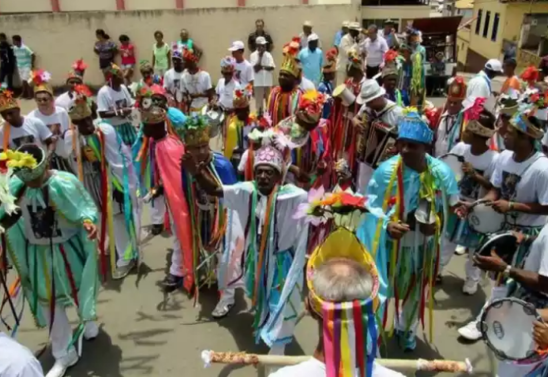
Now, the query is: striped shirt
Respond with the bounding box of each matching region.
[13,44,33,69]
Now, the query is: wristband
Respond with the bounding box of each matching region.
[502,264,512,278]
[508,201,515,211]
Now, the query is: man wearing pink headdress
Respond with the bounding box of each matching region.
[182,138,308,355]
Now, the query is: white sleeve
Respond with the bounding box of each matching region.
[449,142,465,156]
[163,72,171,90]
[222,182,253,211]
[269,53,276,68]
[59,108,71,133]
[249,53,257,65]
[490,155,503,188]
[215,80,222,96]
[247,64,254,83]
[539,237,548,277]
[485,152,499,179]
[122,86,135,107]
[100,123,127,183]
[203,73,213,91]
[96,90,111,112]
[535,166,548,205]
[238,150,249,173]
[58,129,75,159]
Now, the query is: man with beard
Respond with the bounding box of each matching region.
[163,50,186,111]
[62,85,141,280]
[181,137,308,355]
[267,38,303,127]
[357,109,459,351]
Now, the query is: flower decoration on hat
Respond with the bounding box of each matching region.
[398,107,434,144]
[0,86,19,113]
[220,56,236,73]
[521,66,539,86]
[183,47,199,63]
[104,63,124,80]
[257,113,272,130]
[462,98,496,138]
[135,84,168,124]
[464,97,486,121]
[179,115,211,147]
[72,59,88,74]
[233,84,253,109]
[0,152,19,228]
[280,37,302,78]
[323,48,338,73]
[68,84,93,121]
[347,48,361,70]
[447,75,467,100]
[296,90,326,124]
[30,69,53,96]
[510,109,545,140]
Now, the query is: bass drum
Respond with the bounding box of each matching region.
[467,199,506,235]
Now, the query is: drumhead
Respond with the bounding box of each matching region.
[467,200,506,234]
[475,231,518,265]
[439,153,464,182]
[479,298,544,363]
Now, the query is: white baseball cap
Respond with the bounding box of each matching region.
[256,36,267,45]
[304,21,313,27]
[343,21,350,27]
[485,59,503,72]
[356,79,386,105]
[307,33,319,42]
[228,40,245,52]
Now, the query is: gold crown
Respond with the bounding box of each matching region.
[141,106,167,124]
[34,83,53,96]
[68,99,92,121]
[0,91,19,113]
[182,127,210,147]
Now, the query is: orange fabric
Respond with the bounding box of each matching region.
[501,76,521,93]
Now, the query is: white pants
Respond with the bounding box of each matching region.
[465,247,482,282]
[254,86,271,113]
[439,239,456,273]
[150,195,166,226]
[357,162,374,195]
[42,305,97,360]
[168,210,184,277]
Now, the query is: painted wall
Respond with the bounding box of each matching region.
[0,5,357,86]
[361,5,430,20]
[59,0,117,12]
[0,0,51,13]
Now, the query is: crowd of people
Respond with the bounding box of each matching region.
[1,16,548,377]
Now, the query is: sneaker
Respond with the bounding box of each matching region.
[84,321,99,340]
[162,274,183,291]
[212,298,235,319]
[46,348,78,377]
[112,260,136,280]
[151,224,164,236]
[458,321,482,341]
[455,245,467,255]
[462,279,478,295]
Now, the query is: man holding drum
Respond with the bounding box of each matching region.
[458,110,548,344]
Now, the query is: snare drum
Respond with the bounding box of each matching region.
[445,211,482,248]
[467,200,506,235]
[358,120,398,168]
[479,298,547,364]
[439,153,464,182]
[475,231,518,265]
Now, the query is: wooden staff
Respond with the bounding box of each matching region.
[201,350,473,374]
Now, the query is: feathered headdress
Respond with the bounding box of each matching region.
[67,84,93,121]
[179,115,211,147]
[521,66,539,85]
[462,97,495,138]
[323,48,338,73]
[297,90,326,124]
[447,75,467,100]
[183,47,198,63]
[280,37,301,78]
[233,84,253,109]
[0,87,19,113]
[464,97,487,120]
[67,59,88,82]
[30,69,53,96]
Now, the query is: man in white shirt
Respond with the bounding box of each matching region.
[378,19,400,49]
[269,253,404,377]
[336,22,360,86]
[215,56,240,112]
[434,77,467,157]
[229,41,254,87]
[0,333,44,377]
[299,21,321,50]
[181,48,214,114]
[361,24,388,83]
[163,50,185,110]
[466,59,503,111]
[250,36,275,113]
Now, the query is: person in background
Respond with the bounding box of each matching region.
[333,21,349,52]
[434,77,466,157]
[298,33,323,87]
[119,34,136,86]
[163,50,185,111]
[214,56,239,113]
[180,48,214,114]
[500,58,520,94]
[430,51,446,96]
[336,22,360,86]
[229,41,254,87]
[94,29,117,70]
[360,24,388,82]
[318,48,337,119]
[382,64,409,107]
[299,72,316,92]
[379,19,400,50]
[176,29,202,60]
[0,332,44,377]
[135,61,162,92]
[0,33,16,91]
[152,31,171,77]
[502,41,517,63]
[300,21,320,50]
[250,36,275,113]
[248,19,274,53]
[11,35,35,99]
[55,59,89,112]
[466,59,502,100]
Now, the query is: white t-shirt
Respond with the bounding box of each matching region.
[54,92,72,111]
[249,51,275,88]
[542,132,548,148]
[466,71,491,99]
[523,223,548,278]
[449,142,499,201]
[0,116,52,150]
[434,111,462,157]
[268,358,404,377]
[234,60,254,86]
[181,70,213,110]
[96,85,134,126]
[216,78,240,110]
[360,36,389,68]
[28,106,71,137]
[491,150,548,227]
[163,68,185,102]
[0,333,44,377]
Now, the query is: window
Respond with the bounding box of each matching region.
[492,13,500,41]
[475,9,482,35]
[483,11,491,38]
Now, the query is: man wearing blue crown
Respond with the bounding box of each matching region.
[357,108,459,351]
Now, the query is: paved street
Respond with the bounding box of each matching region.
[9,97,498,377]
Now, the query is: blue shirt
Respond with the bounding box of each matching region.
[298,48,324,87]
[334,30,344,48]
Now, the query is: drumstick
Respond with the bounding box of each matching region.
[201,350,473,374]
